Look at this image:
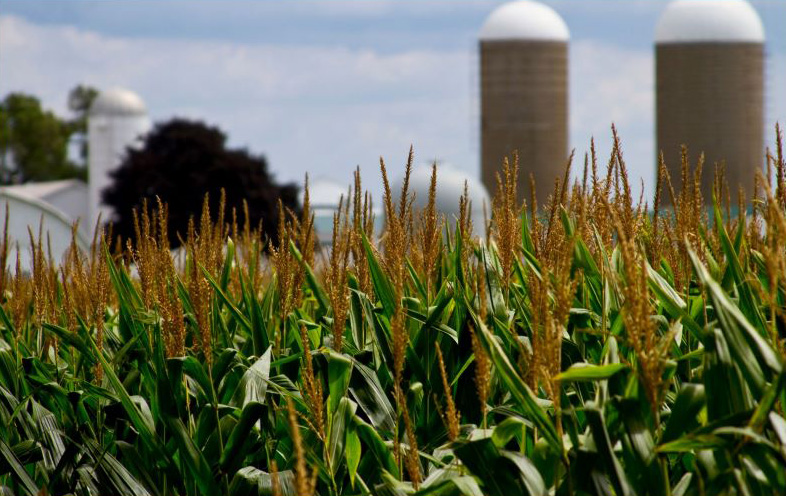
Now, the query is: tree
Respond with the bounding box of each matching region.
[0,93,85,184]
[66,85,99,165]
[0,85,97,184]
[102,118,300,247]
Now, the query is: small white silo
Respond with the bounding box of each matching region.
[656,0,765,202]
[87,88,151,229]
[397,164,490,237]
[479,0,570,207]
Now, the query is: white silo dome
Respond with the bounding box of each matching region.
[479,0,569,42]
[396,164,490,235]
[655,0,764,44]
[304,177,350,208]
[90,88,147,116]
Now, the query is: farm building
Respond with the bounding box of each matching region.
[656,0,765,202]
[0,87,150,266]
[479,0,570,207]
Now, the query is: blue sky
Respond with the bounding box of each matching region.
[1,0,784,201]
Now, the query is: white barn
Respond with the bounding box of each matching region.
[1,87,150,267]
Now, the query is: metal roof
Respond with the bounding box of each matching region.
[479,1,569,42]
[90,87,147,117]
[656,0,764,44]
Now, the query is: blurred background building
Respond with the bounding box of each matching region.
[0,0,780,262]
[87,88,151,228]
[0,87,149,266]
[479,0,569,207]
[395,163,490,238]
[656,0,765,202]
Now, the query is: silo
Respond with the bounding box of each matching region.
[479,0,569,206]
[88,88,151,229]
[303,177,351,246]
[397,164,491,237]
[656,0,764,203]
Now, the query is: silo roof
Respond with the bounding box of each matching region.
[479,1,569,42]
[90,88,147,116]
[656,0,764,44]
[399,164,490,221]
[303,177,349,208]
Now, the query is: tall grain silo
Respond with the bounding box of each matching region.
[656,0,764,203]
[88,88,151,229]
[479,0,569,206]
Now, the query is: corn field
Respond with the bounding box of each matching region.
[2,128,786,496]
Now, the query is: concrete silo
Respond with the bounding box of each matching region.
[479,0,569,206]
[88,88,151,229]
[656,0,765,202]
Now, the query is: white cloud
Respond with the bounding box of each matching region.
[767,53,786,145]
[0,15,474,198]
[2,13,783,206]
[569,39,655,198]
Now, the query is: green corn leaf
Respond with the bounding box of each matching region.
[219,401,266,473]
[454,438,546,496]
[164,415,221,494]
[239,268,270,356]
[465,298,562,457]
[712,199,766,333]
[290,240,330,313]
[228,466,297,496]
[555,363,627,382]
[584,405,634,496]
[500,450,547,496]
[749,370,786,431]
[662,383,706,443]
[84,438,154,496]
[362,232,396,316]
[220,236,235,290]
[349,360,396,434]
[414,475,484,496]
[175,355,216,403]
[491,416,528,448]
[327,397,357,477]
[325,349,353,415]
[0,438,40,496]
[688,247,780,397]
[704,328,753,420]
[86,331,161,449]
[232,347,272,408]
[346,416,361,487]
[657,434,727,453]
[202,263,253,334]
[354,416,399,478]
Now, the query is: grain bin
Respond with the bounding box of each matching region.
[479,0,569,207]
[88,88,151,228]
[396,164,490,237]
[656,0,764,203]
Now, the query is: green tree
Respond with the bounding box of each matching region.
[0,88,95,185]
[66,84,99,164]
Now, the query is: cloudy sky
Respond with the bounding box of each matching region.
[1,0,784,201]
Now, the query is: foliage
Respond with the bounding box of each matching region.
[102,118,300,248]
[66,84,100,165]
[1,127,786,496]
[0,89,93,184]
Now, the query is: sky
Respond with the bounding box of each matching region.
[1,0,785,202]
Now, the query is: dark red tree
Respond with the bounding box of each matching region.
[102,118,299,247]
